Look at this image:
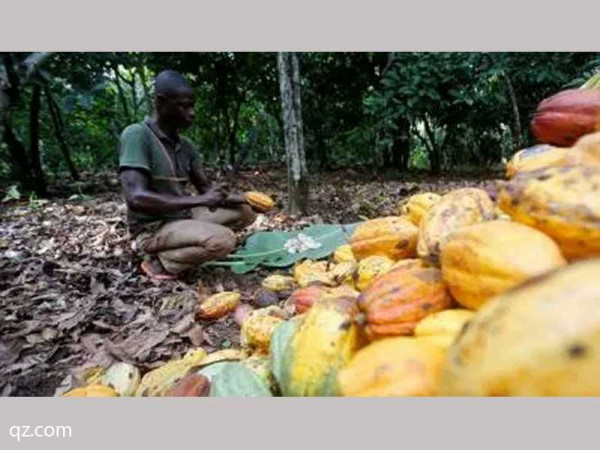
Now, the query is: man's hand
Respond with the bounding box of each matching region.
[222,192,247,206]
[201,183,229,207]
[120,170,233,213]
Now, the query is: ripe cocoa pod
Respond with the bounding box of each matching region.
[530,88,600,147]
[165,374,210,397]
[261,275,296,292]
[244,191,276,212]
[196,292,241,320]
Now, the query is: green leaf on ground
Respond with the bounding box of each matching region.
[204,222,361,274]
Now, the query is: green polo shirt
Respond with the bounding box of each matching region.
[118,117,202,229]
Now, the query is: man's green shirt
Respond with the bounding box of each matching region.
[118,117,202,231]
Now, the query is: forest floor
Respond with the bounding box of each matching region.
[0,167,500,396]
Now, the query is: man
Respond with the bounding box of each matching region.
[119,70,257,280]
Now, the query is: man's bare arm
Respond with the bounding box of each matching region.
[189,165,212,195]
[190,165,247,206]
[119,169,226,214]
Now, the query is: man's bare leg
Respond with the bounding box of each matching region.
[140,256,178,280]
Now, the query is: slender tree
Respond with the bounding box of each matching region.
[277,52,309,215]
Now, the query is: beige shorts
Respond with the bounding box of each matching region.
[134,204,257,275]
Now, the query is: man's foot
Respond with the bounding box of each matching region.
[140,259,178,281]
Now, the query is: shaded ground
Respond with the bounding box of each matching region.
[0,167,499,396]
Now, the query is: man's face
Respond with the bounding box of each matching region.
[156,89,196,129]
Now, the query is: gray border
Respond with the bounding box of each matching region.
[1,0,599,51]
[1,398,600,448]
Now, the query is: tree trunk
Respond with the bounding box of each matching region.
[1,53,53,191]
[382,145,392,169]
[28,84,46,196]
[228,96,244,167]
[277,52,309,216]
[111,63,132,123]
[391,116,410,172]
[124,73,139,119]
[500,70,522,149]
[230,125,258,176]
[422,118,442,175]
[1,55,33,184]
[314,126,331,170]
[0,59,9,141]
[214,108,224,166]
[3,122,33,186]
[136,64,153,115]
[45,87,79,180]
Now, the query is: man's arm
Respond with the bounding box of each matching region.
[189,165,246,206]
[120,169,227,214]
[189,164,212,195]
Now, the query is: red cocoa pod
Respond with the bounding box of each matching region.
[531,89,600,147]
[164,374,210,397]
[290,285,328,314]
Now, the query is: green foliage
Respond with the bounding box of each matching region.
[2,52,600,191]
[2,185,21,202]
[364,52,597,172]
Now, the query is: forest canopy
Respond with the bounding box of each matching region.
[1,52,598,197]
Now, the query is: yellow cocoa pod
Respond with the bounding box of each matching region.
[439,260,600,396]
[244,191,275,212]
[262,274,296,292]
[505,144,569,179]
[440,220,566,310]
[388,258,427,272]
[81,366,106,386]
[417,188,496,266]
[350,216,418,261]
[414,309,475,350]
[241,308,286,354]
[338,337,444,397]
[497,165,600,260]
[333,244,356,263]
[416,334,458,351]
[415,309,476,338]
[329,261,358,288]
[135,348,207,397]
[198,349,248,368]
[196,291,241,320]
[293,260,335,288]
[325,284,360,300]
[400,193,442,226]
[567,131,600,167]
[62,384,119,397]
[355,255,394,291]
[274,298,363,396]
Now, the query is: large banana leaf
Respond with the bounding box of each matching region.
[204,223,360,274]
